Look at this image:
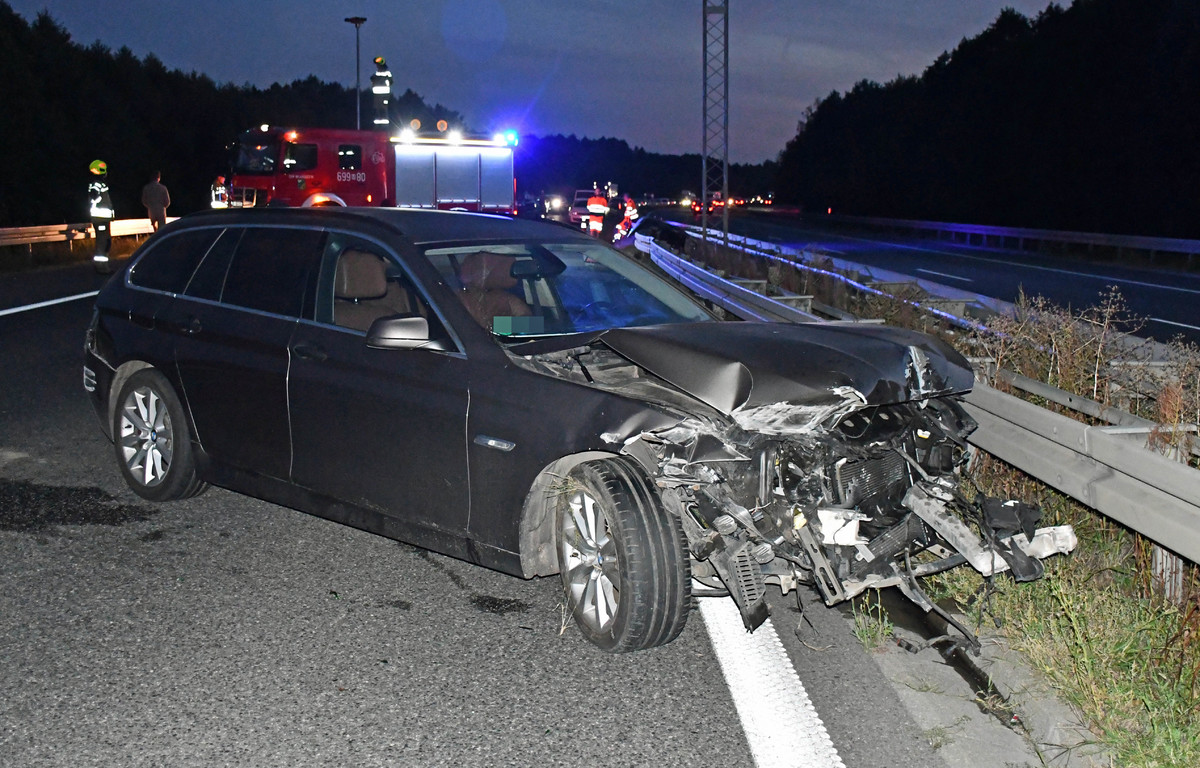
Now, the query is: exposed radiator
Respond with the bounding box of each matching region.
[829,451,910,506]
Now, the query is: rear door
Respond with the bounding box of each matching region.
[162,225,324,479]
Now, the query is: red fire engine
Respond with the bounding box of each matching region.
[226,125,518,214]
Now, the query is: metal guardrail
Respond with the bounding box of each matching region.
[648,241,825,324]
[963,382,1200,564]
[0,218,172,249]
[0,223,91,247]
[648,225,1200,572]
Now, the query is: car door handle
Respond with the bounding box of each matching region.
[166,316,202,335]
[291,342,328,362]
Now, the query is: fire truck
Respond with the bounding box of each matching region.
[225,125,518,214]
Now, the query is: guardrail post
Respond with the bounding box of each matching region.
[1152,546,1185,604]
[1154,443,1191,604]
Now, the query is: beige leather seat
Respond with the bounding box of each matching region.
[458,252,531,328]
[334,249,413,331]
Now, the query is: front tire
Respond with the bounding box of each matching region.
[113,368,207,502]
[556,457,691,652]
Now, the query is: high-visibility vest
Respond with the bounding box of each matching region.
[587,195,609,219]
[211,182,229,208]
[88,180,114,219]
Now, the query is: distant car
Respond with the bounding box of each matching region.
[83,207,1070,653]
[691,197,725,217]
[515,197,544,219]
[567,188,595,228]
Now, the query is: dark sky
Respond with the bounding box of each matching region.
[11,1,1053,163]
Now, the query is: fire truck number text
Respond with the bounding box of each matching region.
[336,171,367,183]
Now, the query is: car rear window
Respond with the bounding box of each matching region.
[220,227,325,317]
[128,229,221,293]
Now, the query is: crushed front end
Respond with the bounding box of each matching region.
[517,321,1078,651]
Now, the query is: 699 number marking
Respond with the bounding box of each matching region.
[336,171,367,183]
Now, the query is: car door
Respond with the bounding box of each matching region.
[286,236,472,539]
[161,225,324,479]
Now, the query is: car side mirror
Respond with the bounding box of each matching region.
[365,315,433,350]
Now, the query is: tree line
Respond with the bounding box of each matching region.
[774,0,1200,239]
[0,3,775,228]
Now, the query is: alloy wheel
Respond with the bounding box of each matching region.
[117,385,174,488]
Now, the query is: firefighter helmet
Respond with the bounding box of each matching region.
[89,159,107,175]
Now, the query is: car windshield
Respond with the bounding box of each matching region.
[231,140,278,175]
[425,241,713,338]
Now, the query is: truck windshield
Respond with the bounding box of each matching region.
[425,241,714,339]
[232,141,278,175]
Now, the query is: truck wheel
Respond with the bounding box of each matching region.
[113,369,207,502]
[556,456,691,652]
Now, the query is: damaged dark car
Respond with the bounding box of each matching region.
[83,207,1076,652]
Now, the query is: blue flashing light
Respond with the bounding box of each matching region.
[502,129,519,146]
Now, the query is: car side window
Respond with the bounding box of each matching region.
[183,227,241,302]
[128,229,221,293]
[317,239,447,340]
[219,227,325,318]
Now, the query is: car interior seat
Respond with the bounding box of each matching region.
[334,249,414,331]
[458,251,532,329]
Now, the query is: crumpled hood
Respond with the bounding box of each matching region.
[599,322,974,432]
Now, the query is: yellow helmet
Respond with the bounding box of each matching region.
[89,159,107,175]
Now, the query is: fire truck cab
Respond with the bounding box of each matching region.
[228,125,517,214]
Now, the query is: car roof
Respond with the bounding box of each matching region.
[174,207,590,246]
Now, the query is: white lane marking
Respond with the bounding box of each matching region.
[0,291,99,317]
[700,597,846,768]
[834,233,1200,296]
[915,268,973,283]
[1151,317,1200,332]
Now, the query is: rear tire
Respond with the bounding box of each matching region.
[113,368,207,502]
[556,457,691,652]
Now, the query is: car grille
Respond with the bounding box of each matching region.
[827,451,910,507]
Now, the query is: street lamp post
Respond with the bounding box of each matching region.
[345,16,367,130]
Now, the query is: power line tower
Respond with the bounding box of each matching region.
[702,1,729,246]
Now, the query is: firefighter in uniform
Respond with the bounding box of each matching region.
[210,176,229,208]
[88,159,115,272]
[613,194,639,242]
[370,57,392,126]
[586,189,609,238]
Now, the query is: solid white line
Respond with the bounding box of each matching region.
[700,596,846,768]
[1151,317,1200,332]
[915,268,973,283]
[0,291,99,318]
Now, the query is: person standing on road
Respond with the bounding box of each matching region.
[586,188,609,238]
[88,159,115,272]
[141,171,170,231]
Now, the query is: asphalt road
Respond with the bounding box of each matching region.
[666,209,1200,345]
[0,257,1055,768]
